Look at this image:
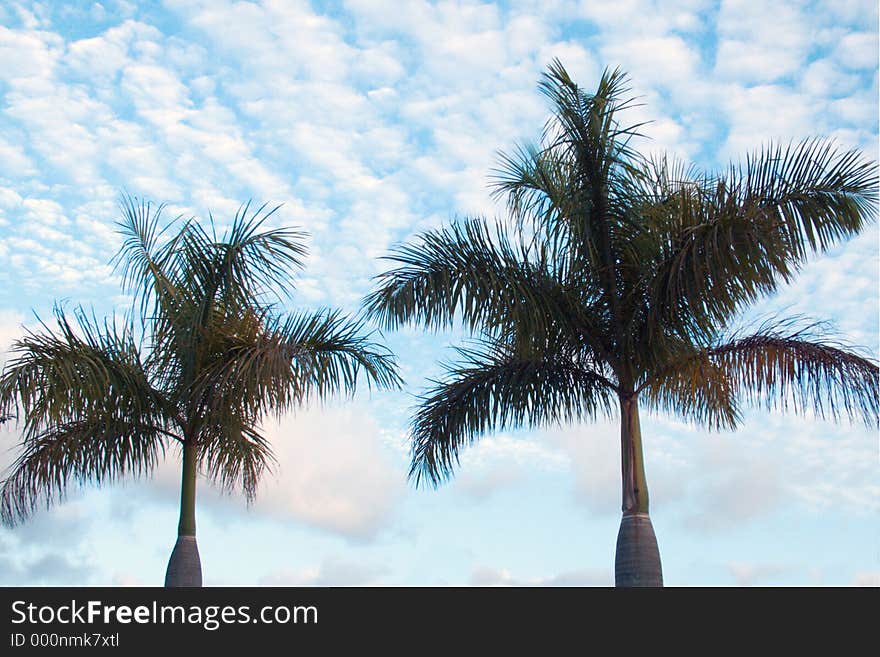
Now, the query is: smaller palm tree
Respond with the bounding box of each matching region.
[0,196,401,586]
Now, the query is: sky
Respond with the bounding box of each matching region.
[0,0,877,587]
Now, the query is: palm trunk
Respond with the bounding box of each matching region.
[614,395,662,587]
[164,441,202,587]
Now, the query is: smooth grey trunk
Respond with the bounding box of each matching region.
[165,536,202,587]
[614,513,662,587]
[614,395,662,587]
[164,441,202,587]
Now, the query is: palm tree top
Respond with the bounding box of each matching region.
[364,61,878,486]
[0,195,402,524]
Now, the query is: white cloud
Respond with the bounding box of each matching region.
[851,571,880,586]
[0,310,24,355]
[718,83,817,158]
[578,0,709,35]
[251,405,405,540]
[0,548,96,585]
[111,572,145,586]
[536,40,597,86]
[65,20,160,81]
[800,59,861,98]
[681,433,785,533]
[546,421,623,515]
[470,565,610,586]
[259,557,389,586]
[455,463,524,502]
[459,431,567,473]
[604,35,700,86]
[0,136,35,177]
[714,0,812,83]
[0,497,97,585]
[726,561,795,587]
[833,31,879,70]
[0,24,61,81]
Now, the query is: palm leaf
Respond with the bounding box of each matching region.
[0,307,170,435]
[410,338,617,486]
[640,319,879,428]
[192,309,402,421]
[198,419,275,503]
[646,140,878,337]
[1,415,169,525]
[364,217,613,361]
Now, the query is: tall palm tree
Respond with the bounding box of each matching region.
[0,196,401,586]
[364,61,879,586]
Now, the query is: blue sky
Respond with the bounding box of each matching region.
[0,0,877,586]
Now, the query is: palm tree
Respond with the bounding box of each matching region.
[364,61,879,586]
[0,196,401,586]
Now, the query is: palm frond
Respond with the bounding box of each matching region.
[640,347,740,430]
[363,218,611,359]
[193,309,401,421]
[647,140,878,335]
[640,319,879,428]
[707,320,878,425]
[365,218,533,329]
[0,307,171,437]
[113,193,190,325]
[410,339,617,486]
[188,201,308,311]
[198,420,275,503]
[490,63,647,270]
[0,415,168,525]
[490,143,595,263]
[538,60,647,178]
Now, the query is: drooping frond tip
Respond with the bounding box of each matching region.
[408,340,616,487]
[198,422,276,504]
[709,319,879,427]
[0,416,167,526]
[640,318,879,430]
